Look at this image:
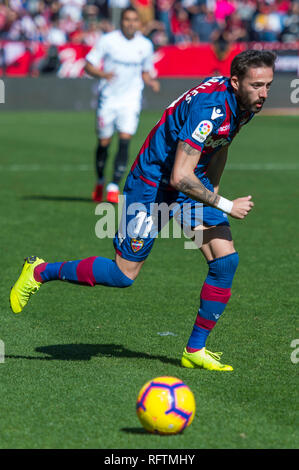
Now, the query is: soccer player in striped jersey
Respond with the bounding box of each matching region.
[10,50,276,371]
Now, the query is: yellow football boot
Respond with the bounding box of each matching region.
[181,347,233,371]
[10,256,45,314]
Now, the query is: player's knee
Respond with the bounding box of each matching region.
[117,274,134,288]
[208,251,239,285]
[225,251,239,274]
[116,267,141,287]
[111,260,136,288]
[114,254,143,286]
[99,137,111,148]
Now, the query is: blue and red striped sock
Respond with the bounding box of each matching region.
[186,252,239,352]
[34,257,133,288]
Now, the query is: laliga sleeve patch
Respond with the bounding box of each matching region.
[192,120,213,144]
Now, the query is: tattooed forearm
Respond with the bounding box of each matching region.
[176,176,220,207]
[179,141,201,156]
[172,140,220,206]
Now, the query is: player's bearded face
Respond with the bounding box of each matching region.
[232,67,274,114]
[121,11,140,38]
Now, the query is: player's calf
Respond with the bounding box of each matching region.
[34,256,135,288]
[184,252,239,358]
[112,137,130,185]
[10,255,137,315]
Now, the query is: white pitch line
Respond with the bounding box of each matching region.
[0,163,298,171]
[226,163,299,170]
[0,164,92,171]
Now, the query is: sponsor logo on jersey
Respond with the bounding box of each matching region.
[211,107,224,120]
[131,238,144,252]
[218,123,230,134]
[204,134,229,149]
[192,120,213,143]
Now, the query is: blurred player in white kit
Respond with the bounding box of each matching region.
[84,6,160,203]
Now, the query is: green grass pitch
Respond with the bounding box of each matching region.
[0,110,298,449]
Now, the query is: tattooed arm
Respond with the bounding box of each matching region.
[170,140,254,219]
[170,140,221,207]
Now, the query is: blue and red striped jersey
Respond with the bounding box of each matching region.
[131,76,254,185]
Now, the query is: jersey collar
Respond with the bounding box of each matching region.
[226,79,239,117]
[119,29,137,41]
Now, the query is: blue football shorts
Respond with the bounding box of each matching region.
[113,171,230,262]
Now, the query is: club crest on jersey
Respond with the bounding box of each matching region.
[192,120,213,143]
[131,238,144,253]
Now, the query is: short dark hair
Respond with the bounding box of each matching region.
[120,6,139,22]
[230,50,277,79]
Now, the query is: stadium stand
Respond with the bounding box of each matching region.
[0,0,298,46]
[0,0,298,77]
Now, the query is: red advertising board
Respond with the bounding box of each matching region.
[0,41,298,78]
[153,43,245,77]
[0,42,90,77]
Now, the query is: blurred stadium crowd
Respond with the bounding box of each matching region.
[0,0,298,47]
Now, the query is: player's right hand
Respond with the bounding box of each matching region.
[230,196,254,219]
[104,71,115,81]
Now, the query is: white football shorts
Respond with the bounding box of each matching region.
[96,100,141,139]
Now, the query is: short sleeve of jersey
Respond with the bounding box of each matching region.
[141,40,154,73]
[85,35,106,68]
[178,104,226,152]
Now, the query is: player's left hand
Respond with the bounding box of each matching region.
[230,195,254,219]
[151,80,160,93]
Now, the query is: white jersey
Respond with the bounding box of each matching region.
[85,30,154,106]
